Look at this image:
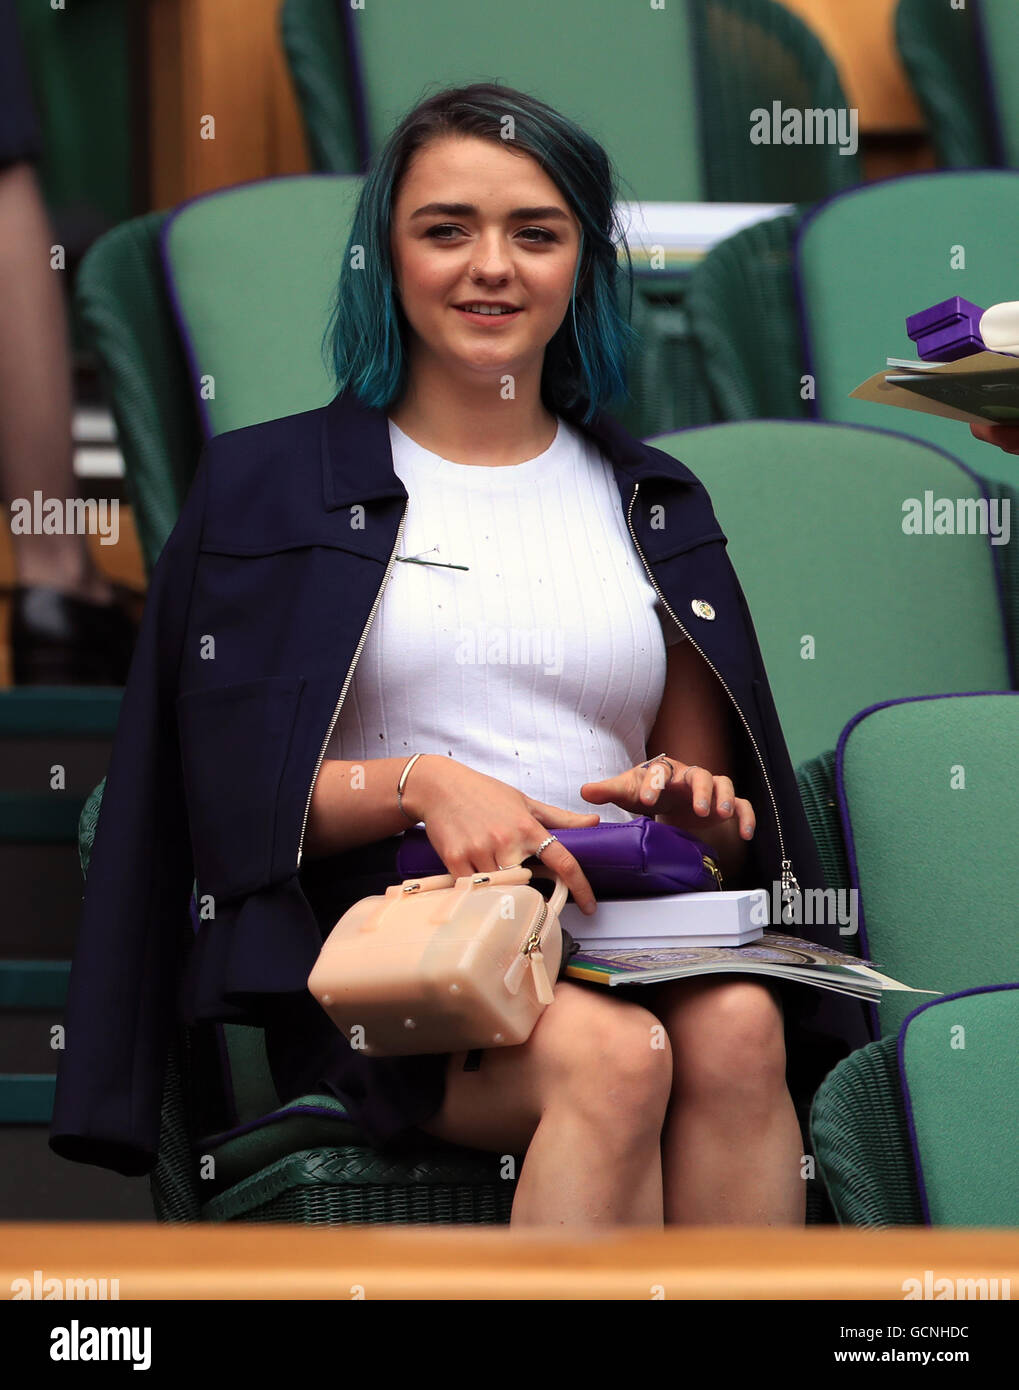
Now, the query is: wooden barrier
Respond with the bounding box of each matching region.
[3,1223,1018,1300]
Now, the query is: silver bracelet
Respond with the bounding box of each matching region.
[397,753,425,823]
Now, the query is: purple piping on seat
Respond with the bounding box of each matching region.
[643,417,1017,690]
[198,1100,355,1151]
[973,0,1008,167]
[834,691,1019,1039]
[337,0,372,171]
[790,170,1019,422]
[156,173,346,444]
[895,983,1019,1227]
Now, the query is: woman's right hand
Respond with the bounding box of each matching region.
[970,420,1019,455]
[400,755,601,913]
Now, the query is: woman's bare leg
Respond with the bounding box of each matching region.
[643,976,806,1225]
[417,981,672,1227]
[0,161,112,601]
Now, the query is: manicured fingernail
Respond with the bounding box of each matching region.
[697,798,709,810]
[721,801,732,812]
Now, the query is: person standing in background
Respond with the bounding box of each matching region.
[0,0,136,684]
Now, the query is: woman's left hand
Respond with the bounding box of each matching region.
[580,757,756,839]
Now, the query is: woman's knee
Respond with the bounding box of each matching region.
[532,983,673,1127]
[653,977,788,1101]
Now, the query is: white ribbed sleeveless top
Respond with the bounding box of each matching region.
[323,415,683,823]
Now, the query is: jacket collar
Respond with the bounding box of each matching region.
[320,388,699,511]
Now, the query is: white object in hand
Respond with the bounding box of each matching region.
[979,301,1019,356]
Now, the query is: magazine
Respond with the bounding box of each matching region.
[851,349,1019,426]
[564,931,936,1003]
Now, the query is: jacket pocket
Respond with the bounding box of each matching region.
[176,674,306,902]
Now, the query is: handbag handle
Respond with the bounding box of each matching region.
[459,864,571,920]
[388,864,570,923]
[522,862,570,919]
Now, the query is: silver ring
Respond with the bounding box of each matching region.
[532,834,558,858]
[641,753,675,780]
[496,861,521,871]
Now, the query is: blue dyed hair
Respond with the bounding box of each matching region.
[321,82,639,424]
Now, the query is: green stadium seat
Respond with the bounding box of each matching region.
[795,169,1019,488]
[977,0,1019,167]
[161,176,364,438]
[688,172,1019,490]
[836,692,1019,1039]
[811,986,1019,1227]
[898,986,1019,1226]
[807,692,1019,1226]
[282,0,861,203]
[653,421,1013,767]
[685,207,810,422]
[895,0,998,169]
[75,212,205,575]
[897,0,1019,172]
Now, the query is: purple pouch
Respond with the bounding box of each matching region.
[395,816,721,899]
[906,297,985,362]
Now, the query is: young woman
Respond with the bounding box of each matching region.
[277,82,861,1228]
[51,82,868,1223]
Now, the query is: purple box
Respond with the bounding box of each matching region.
[906,296,986,362]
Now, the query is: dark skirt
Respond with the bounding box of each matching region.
[262,834,456,1151]
[0,0,44,171]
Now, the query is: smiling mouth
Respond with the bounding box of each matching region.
[453,305,523,319]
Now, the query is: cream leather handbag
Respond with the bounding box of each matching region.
[308,865,568,1056]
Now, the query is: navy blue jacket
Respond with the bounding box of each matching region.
[49,389,871,1176]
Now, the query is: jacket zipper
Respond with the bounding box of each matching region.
[296,500,410,868]
[626,481,800,897]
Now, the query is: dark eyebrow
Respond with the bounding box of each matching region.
[408,202,572,222]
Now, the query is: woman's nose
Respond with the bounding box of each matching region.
[470,238,514,280]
